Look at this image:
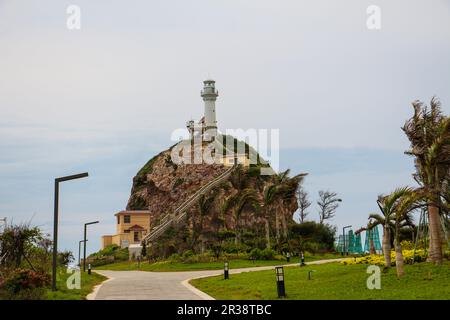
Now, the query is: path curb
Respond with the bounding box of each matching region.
[86,271,114,300]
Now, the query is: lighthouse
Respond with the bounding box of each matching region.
[201,79,219,140]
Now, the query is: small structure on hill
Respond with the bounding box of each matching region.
[101,210,151,249]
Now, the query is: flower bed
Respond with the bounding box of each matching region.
[341,249,427,266]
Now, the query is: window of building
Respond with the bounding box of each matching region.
[134,232,139,242]
[124,230,130,233]
[117,216,120,224]
[124,215,131,223]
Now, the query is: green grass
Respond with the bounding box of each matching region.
[94,253,341,272]
[191,261,450,300]
[46,269,107,300]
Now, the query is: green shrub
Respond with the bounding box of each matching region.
[260,248,276,260]
[249,248,276,260]
[220,242,250,254]
[444,250,450,260]
[249,248,262,260]
[88,245,128,266]
[0,287,47,300]
[168,253,181,262]
[0,269,50,300]
[289,222,336,252]
[182,250,194,259]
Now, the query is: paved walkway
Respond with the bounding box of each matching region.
[91,258,341,300]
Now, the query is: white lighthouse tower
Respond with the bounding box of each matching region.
[201,79,219,140]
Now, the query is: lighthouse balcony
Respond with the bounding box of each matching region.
[200,89,218,96]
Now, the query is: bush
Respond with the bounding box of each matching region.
[220,242,249,254]
[0,269,50,300]
[249,248,262,260]
[289,222,336,252]
[341,249,428,266]
[87,245,128,266]
[89,245,128,261]
[260,248,276,260]
[249,248,276,260]
[182,250,194,259]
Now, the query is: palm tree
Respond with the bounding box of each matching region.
[234,188,260,244]
[392,190,422,277]
[263,184,280,247]
[369,187,413,268]
[279,172,307,236]
[402,98,450,265]
[262,170,307,245]
[190,191,218,250]
[220,194,238,230]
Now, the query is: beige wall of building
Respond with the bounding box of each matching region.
[219,154,250,167]
[101,210,151,249]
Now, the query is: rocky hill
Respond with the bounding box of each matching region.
[126,137,301,257]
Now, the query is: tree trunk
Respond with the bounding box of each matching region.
[394,239,404,277]
[281,209,288,238]
[428,205,443,265]
[382,225,391,268]
[265,219,271,248]
[275,211,280,240]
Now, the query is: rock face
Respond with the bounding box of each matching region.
[126,143,300,257]
[127,149,228,215]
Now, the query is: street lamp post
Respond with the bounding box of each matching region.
[78,239,87,268]
[224,261,229,280]
[52,172,89,291]
[275,266,286,298]
[342,225,352,256]
[83,221,99,272]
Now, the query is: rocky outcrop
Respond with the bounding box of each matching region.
[125,140,300,257]
[127,149,228,217]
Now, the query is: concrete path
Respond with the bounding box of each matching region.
[91,258,341,300]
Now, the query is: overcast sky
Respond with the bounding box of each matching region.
[1,0,449,256]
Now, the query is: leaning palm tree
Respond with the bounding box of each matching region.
[263,184,280,247]
[219,194,238,230]
[369,187,412,268]
[278,172,308,236]
[264,170,307,241]
[234,188,260,244]
[402,97,450,265]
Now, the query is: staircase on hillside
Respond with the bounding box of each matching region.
[142,165,236,245]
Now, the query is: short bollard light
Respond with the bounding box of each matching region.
[224,262,229,280]
[300,252,306,267]
[308,270,316,280]
[88,263,91,275]
[275,266,286,298]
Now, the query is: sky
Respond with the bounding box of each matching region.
[1,0,449,257]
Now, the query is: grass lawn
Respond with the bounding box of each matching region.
[94,253,341,272]
[190,261,450,300]
[46,269,107,300]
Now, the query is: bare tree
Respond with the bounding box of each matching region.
[317,190,341,224]
[297,188,311,223]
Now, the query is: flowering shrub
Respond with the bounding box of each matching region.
[4,269,50,294]
[341,249,427,266]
